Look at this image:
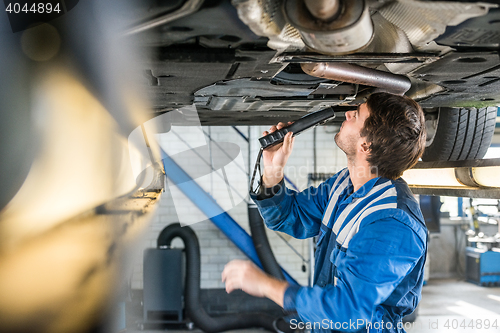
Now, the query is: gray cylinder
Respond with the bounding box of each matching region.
[284,0,373,55]
[301,62,412,95]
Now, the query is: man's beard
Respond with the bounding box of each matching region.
[335,131,357,158]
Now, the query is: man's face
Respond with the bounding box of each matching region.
[335,103,370,157]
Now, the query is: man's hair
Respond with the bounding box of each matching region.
[362,92,426,180]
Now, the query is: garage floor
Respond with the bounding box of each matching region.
[406,279,500,333]
[128,279,500,333]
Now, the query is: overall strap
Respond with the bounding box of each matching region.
[321,169,349,228]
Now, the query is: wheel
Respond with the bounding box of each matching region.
[422,107,497,162]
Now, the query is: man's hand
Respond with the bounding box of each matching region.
[221,259,289,307]
[262,122,295,187]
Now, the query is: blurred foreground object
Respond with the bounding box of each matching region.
[0,1,163,332]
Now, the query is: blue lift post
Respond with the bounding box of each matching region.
[161,149,298,285]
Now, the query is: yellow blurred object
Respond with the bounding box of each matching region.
[0,69,140,249]
[0,67,162,332]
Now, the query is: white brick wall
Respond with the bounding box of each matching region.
[131,124,348,290]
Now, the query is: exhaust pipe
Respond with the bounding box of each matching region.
[304,0,340,21]
[301,62,412,95]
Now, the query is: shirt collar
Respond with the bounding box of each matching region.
[346,172,382,198]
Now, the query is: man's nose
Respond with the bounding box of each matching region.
[345,110,354,120]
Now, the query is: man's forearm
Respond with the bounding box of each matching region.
[255,177,284,201]
[263,169,284,187]
[262,276,289,308]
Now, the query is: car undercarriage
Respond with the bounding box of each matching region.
[128,0,500,161]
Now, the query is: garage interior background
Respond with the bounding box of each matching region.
[131,119,500,290]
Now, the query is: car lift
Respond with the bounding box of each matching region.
[404,158,500,199]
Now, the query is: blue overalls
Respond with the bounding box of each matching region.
[253,168,427,333]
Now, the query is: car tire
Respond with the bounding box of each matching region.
[422,107,497,162]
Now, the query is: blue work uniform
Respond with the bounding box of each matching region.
[252,168,427,333]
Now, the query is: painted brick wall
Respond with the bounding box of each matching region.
[131,124,347,290]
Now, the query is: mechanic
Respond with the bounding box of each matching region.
[222,92,428,332]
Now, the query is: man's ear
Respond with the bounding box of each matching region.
[360,140,371,155]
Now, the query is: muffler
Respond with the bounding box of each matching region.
[284,0,373,54]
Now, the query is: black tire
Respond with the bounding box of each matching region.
[422,107,496,162]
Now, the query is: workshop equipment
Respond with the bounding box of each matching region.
[419,195,442,233]
[143,248,184,324]
[147,223,292,333]
[466,247,500,286]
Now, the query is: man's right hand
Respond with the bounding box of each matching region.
[261,122,295,187]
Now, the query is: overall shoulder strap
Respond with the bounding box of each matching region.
[321,169,350,228]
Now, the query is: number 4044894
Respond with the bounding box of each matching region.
[444,319,498,330]
[6,2,61,14]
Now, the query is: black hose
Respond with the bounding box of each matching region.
[248,204,285,280]
[157,223,290,333]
